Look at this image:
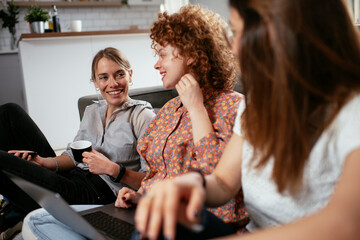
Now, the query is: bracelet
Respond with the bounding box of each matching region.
[109,163,126,183]
[193,169,206,188]
[49,157,59,172]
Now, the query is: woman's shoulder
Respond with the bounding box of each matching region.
[205,89,244,110]
[126,99,154,110]
[125,99,156,119]
[333,93,360,125]
[157,96,180,113]
[221,89,244,102]
[207,89,243,101]
[83,100,106,116]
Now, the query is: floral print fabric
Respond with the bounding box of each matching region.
[138,89,249,228]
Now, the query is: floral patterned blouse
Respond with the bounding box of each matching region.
[138,89,249,229]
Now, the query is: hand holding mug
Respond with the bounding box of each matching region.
[82,149,114,175]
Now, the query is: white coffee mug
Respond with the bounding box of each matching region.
[71,20,82,32]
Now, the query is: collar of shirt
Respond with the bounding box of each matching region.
[96,99,151,125]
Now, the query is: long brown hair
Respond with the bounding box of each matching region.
[230,0,360,193]
[150,4,236,90]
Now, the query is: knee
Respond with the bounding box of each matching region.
[0,103,24,116]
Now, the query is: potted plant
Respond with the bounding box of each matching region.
[24,5,50,34]
[0,0,20,50]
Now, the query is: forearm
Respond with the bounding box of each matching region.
[204,134,244,207]
[188,105,214,143]
[108,162,145,190]
[42,155,75,171]
[121,170,145,190]
[202,174,237,208]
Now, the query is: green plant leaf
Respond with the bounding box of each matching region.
[24,5,50,23]
[0,0,20,33]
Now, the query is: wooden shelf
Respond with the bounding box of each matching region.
[10,1,126,7]
[20,29,149,40]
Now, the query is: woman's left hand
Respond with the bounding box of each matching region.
[176,73,204,113]
[82,149,113,175]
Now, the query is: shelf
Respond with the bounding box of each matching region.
[20,29,149,40]
[9,1,126,7]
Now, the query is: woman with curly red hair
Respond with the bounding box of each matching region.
[116,4,248,233]
[21,4,248,239]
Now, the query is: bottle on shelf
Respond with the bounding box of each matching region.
[52,5,61,32]
[45,12,54,32]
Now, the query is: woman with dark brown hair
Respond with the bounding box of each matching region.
[134,0,360,239]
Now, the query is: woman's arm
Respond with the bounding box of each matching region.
[134,133,245,240]
[220,147,360,240]
[176,74,213,143]
[28,153,75,171]
[109,163,145,190]
[83,149,145,190]
[8,150,75,171]
[203,133,244,207]
[176,73,242,175]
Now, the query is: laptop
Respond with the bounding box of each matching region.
[4,171,135,240]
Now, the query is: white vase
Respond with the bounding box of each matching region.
[31,21,45,34]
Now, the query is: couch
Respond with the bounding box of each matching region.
[78,82,243,120]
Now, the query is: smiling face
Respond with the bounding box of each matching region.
[154,44,190,89]
[94,57,132,113]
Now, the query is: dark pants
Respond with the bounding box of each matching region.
[0,103,115,215]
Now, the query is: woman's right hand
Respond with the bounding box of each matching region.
[115,187,142,209]
[135,172,206,240]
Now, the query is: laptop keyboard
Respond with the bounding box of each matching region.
[83,211,134,240]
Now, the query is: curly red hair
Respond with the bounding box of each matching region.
[150,5,236,90]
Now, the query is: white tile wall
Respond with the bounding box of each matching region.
[0,5,160,51]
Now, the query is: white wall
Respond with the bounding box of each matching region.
[19,33,160,150]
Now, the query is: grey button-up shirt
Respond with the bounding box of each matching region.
[62,99,155,195]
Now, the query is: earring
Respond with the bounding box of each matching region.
[129,82,133,86]
[96,88,100,91]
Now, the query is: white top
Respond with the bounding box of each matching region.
[233,94,360,231]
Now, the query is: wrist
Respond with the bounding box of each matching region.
[110,162,121,178]
[187,104,206,116]
[49,157,59,172]
[193,169,206,189]
[41,157,53,169]
[109,163,126,183]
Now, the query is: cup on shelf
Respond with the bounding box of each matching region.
[70,20,82,32]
